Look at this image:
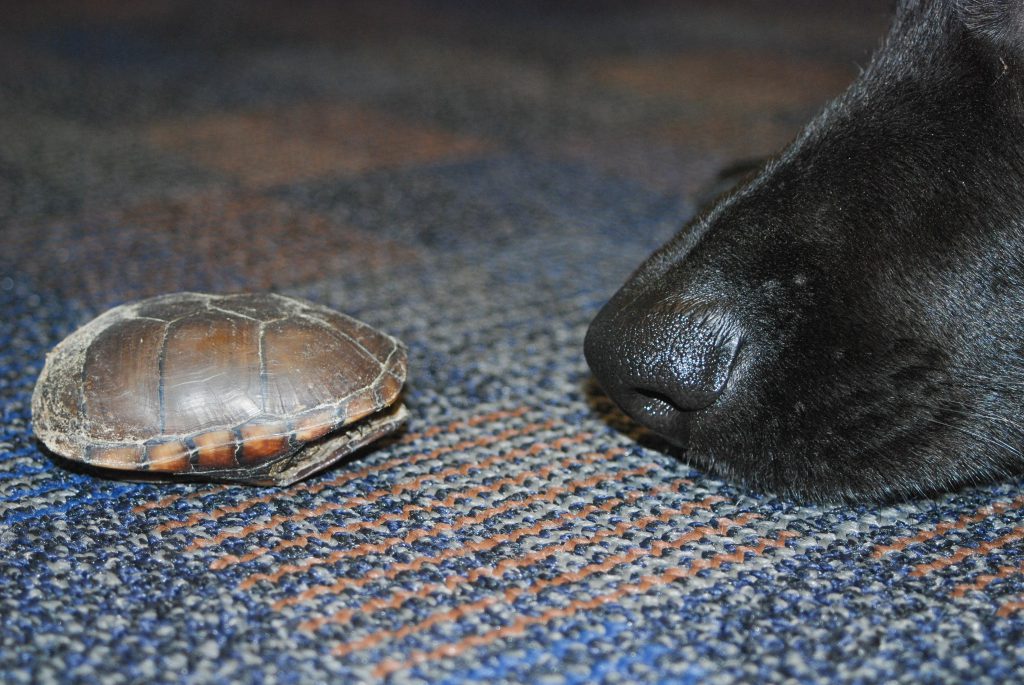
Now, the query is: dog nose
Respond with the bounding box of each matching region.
[584,295,740,437]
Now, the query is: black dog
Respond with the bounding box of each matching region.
[585,0,1024,502]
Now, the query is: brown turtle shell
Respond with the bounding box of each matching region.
[31,292,408,486]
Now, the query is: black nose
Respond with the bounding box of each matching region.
[584,295,740,441]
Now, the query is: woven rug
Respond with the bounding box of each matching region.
[4,1,1024,682]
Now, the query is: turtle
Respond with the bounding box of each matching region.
[31,292,409,486]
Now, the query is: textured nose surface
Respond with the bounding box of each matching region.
[584,296,740,439]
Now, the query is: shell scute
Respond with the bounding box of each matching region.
[161,310,264,435]
[260,316,379,414]
[82,316,165,442]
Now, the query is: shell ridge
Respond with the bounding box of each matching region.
[377,339,407,387]
[207,304,264,323]
[156,317,176,437]
[355,339,404,412]
[82,302,134,329]
[257,319,269,415]
[77,323,90,453]
[384,339,407,380]
[140,292,208,321]
[367,339,399,390]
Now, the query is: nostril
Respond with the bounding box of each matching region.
[634,371,727,412]
[635,388,686,418]
[617,387,694,444]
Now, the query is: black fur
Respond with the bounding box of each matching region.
[584,0,1024,502]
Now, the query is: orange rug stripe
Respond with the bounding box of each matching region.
[909,526,1024,577]
[951,563,1023,599]
[997,599,1024,617]
[399,406,532,443]
[873,496,1024,558]
[300,490,721,631]
[238,448,632,589]
[280,467,669,616]
[281,478,694,619]
[372,530,797,678]
[282,477,697,617]
[333,512,761,659]
[209,432,585,565]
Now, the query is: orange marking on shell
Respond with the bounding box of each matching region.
[377,375,402,404]
[343,392,379,425]
[193,431,238,469]
[136,407,528,519]
[238,422,289,464]
[147,441,192,472]
[87,445,145,469]
[293,409,338,443]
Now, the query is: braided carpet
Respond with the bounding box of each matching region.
[3,1,1024,682]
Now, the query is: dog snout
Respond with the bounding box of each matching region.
[584,295,741,440]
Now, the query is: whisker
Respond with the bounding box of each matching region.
[917,414,1023,461]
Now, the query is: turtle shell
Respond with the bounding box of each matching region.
[31,292,408,486]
